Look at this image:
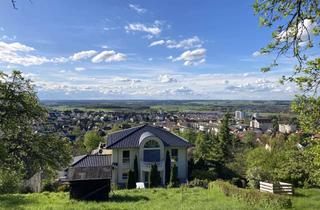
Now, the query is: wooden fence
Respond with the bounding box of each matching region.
[259,181,293,195]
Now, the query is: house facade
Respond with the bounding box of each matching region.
[250,117,273,131]
[98,124,192,186]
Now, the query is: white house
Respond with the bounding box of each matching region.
[250,117,273,131]
[98,124,193,186]
[279,124,297,134]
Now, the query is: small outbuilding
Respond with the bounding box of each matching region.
[65,154,112,201]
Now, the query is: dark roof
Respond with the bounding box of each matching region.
[71,154,111,168]
[255,118,272,123]
[106,124,193,149]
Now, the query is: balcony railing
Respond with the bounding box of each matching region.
[140,161,164,171]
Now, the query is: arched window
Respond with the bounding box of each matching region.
[144,140,160,148]
[143,140,160,162]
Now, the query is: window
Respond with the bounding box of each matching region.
[144,150,160,162]
[143,140,160,162]
[122,172,128,180]
[171,149,178,161]
[144,140,160,148]
[122,150,130,164]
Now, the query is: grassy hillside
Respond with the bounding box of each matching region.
[0,187,319,210]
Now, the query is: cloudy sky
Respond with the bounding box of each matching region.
[0,0,304,100]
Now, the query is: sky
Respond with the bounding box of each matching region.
[0,0,305,100]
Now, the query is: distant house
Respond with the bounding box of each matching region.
[98,124,193,186]
[250,117,273,131]
[279,124,297,134]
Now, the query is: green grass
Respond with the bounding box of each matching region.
[0,187,319,210]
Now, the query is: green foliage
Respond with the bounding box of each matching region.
[83,130,104,152]
[292,95,320,134]
[165,151,171,185]
[134,155,139,182]
[187,178,209,188]
[244,135,320,188]
[127,170,136,189]
[0,169,22,194]
[0,71,71,179]
[190,169,217,181]
[178,128,197,144]
[149,163,161,188]
[169,164,179,188]
[210,180,292,209]
[242,131,256,147]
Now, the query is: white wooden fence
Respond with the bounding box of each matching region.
[259,181,293,195]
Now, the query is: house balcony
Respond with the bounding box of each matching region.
[140,161,164,171]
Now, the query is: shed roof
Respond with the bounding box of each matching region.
[71,154,111,168]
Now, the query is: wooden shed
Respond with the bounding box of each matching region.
[66,154,112,201]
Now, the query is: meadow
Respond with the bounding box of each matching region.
[0,187,319,210]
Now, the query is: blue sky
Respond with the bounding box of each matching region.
[0,0,302,100]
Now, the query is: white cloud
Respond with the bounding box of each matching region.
[0,42,50,66]
[167,36,203,49]
[149,36,203,49]
[173,48,206,66]
[159,74,177,83]
[252,51,263,57]
[0,41,34,52]
[129,4,147,14]
[91,50,126,63]
[75,67,86,71]
[125,23,161,35]
[149,40,165,47]
[70,50,97,61]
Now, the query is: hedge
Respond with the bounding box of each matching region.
[209,180,292,209]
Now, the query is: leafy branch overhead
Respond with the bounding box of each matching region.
[254,0,319,94]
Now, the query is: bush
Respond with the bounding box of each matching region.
[42,181,59,192]
[230,177,247,188]
[57,184,69,192]
[187,179,209,188]
[190,169,217,181]
[209,180,292,209]
[0,170,22,194]
[169,164,179,188]
[127,170,136,189]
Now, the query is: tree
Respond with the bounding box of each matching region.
[165,151,171,185]
[291,95,320,133]
[134,155,139,182]
[0,71,71,180]
[83,130,104,152]
[179,128,197,144]
[253,0,320,133]
[169,164,179,187]
[149,163,161,188]
[127,170,136,189]
[217,113,233,163]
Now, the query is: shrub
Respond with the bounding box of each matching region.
[187,179,209,188]
[57,184,69,192]
[42,181,59,192]
[230,177,247,188]
[127,170,136,189]
[190,169,217,181]
[149,163,161,188]
[210,180,292,209]
[0,170,22,194]
[169,164,179,188]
